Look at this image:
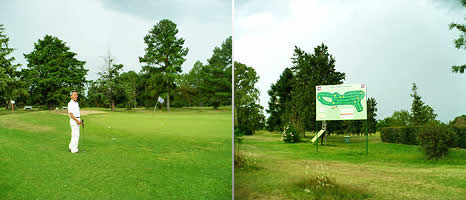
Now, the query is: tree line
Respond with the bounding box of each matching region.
[235,43,378,140]
[377,83,437,128]
[0,19,232,110]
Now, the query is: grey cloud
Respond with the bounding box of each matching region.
[235,0,466,122]
[0,0,231,82]
[100,0,231,23]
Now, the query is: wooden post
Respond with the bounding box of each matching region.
[11,100,15,112]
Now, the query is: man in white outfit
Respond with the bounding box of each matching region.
[68,90,83,153]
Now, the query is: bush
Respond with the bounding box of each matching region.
[299,165,369,199]
[281,122,299,143]
[380,127,399,143]
[234,151,257,169]
[302,174,337,192]
[401,126,419,145]
[451,125,466,148]
[418,122,455,159]
[235,124,253,135]
[380,126,420,145]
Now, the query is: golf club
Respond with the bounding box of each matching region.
[81,119,86,152]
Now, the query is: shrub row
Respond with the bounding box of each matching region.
[380,126,420,145]
[381,125,466,148]
[452,125,466,148]
[418,122,455,159]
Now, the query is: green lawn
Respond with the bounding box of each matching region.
[0,108,232,199]
[235,131,466,200]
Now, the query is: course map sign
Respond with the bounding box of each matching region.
[316,83,367,121]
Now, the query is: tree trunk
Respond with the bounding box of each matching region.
[234,106,238,126]
[111,86,114,111]
[167,87,170,111]
[133,89,136,109]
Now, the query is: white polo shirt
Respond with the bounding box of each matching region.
[68,99,80,118]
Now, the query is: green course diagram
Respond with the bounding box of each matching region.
[317,90,365,112]
[316,84,367,121]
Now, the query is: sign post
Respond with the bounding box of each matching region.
[316,122,318,152]
[11,100,15,112]
[315,83,368,154]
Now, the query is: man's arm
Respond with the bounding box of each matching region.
[69,113,81,125]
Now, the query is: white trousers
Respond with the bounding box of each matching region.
[69,119,80,153]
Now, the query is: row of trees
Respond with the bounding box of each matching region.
[234,43,378,140]
[377,83,437,128]
[0,20,232,110]
[0,24,28,108]
[377,83,466,159]
[234,62,264,135]
[265,44,378,139]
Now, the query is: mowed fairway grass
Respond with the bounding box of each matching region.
[0,107,232,199]
[235,131,466,200]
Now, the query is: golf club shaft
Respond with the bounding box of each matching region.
[81,119,84,150]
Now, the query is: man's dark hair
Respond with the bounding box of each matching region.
[70,90,78,96]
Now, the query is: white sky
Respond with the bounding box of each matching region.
[1,0,231,80]
[234,0,466,122]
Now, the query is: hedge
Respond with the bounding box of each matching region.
[452,125,466,148]
[418,122,453,159]
[381,125,466,148]
[380,126,420,145]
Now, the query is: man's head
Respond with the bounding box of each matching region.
[70,90,78,101]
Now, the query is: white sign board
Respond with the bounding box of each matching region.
[316,83,367,121]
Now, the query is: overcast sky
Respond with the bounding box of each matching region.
[1,0,231,81]
[234,0,466,122]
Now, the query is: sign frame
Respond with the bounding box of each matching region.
[316,83,367,121]
[314,83,369,155]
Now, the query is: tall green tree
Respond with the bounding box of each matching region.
[172,73,200,107]
[448,0,466,73]
[266,83,280,131]
[391,110,411,126]
[99,51,123,111]
[119,70,139,109]
[377,111,412,129]
[208,36,232,69]
[0,24,28,108]
[234,61,264,134]
[201,36,232,108]
[266,67,293,131]
[345,120,363,135]
[367,97,378,133]
[410,83,437,125]
[139,19,189,111]
[289,44,345,137]
[86,80,108,107]
[177,60,204,106]
[23,35,87,109]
